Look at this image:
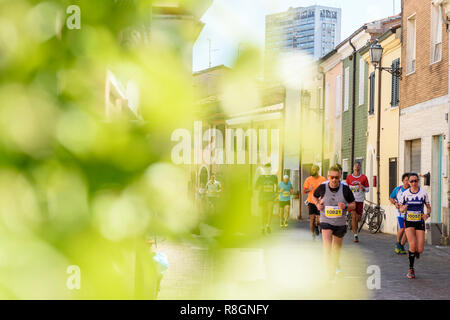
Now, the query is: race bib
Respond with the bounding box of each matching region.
[350,185,360,193]
[406,211,422,222]
[263,185,274,192]
[325,206,343,218]
[283,191,290,197]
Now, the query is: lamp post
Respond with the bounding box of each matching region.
[369,41,402,207]
[433,0,450,243]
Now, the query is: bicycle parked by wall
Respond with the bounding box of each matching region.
[357,200,385,234]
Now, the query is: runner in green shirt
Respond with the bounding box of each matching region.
[255,163,278,235]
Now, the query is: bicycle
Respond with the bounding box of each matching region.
[346,210,353,230]
[358,200,385,234]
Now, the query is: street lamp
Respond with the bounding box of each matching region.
[369,42,402,77]
[369,43,383,67]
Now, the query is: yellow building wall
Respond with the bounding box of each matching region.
[363,33,401,234]
[324,61,343,166]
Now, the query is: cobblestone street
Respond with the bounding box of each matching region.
[158,219,450,300]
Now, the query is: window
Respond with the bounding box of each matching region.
[342,159,349,179]
[406,15,416,74]
[391,59,400,107]
[355,158,364,173]
[359,58,365,106]
[344,67,350,111]
[431,4,443,64]
[389,158,398,196]
[318,87,323,110]
[369,72,375,115]
[336,74,341,116]
[301,90,311,109]
[323,159,330,177]
[405,139,421,174]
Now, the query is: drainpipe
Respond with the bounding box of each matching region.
[298,88,303,220]
[320,70,326,176]
[376,56,382,208]
[348,26,368,171]
[349,38,357,168]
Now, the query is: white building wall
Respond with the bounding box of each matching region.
[398,96,449,236]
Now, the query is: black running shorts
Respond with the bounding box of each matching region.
[308,203,320,215]
[320,222,347,238]
[405,219,425,231]
[279,201,290,208]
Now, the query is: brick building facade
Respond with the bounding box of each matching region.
[399,0,449,243]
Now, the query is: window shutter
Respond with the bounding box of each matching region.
[359,58,365,106]
[344,67,350,111]
[336,75,341,116]
[390,59,400,107]
[389,158,398,196]
[394,59,400,106]
[391,61,395,107]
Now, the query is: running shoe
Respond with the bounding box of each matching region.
[315,226,320,236]
[280,221,284,228]
[284,220,288,228]
[266,225,271,234]
[354,235,359,243]
[394,243,401,254]
[407,268,415,279]
[399,245,407,254]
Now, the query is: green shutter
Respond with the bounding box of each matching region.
[391,61,395,107]
[394,59,400,106]
[391,59,400,107]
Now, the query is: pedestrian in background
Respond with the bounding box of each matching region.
[279,174,293,228]
[303,165,326,240]
[255,163,278,235]
[346,162,369,243]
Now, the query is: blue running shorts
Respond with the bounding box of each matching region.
[397,216,405,229]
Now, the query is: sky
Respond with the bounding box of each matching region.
[192,0,402,72]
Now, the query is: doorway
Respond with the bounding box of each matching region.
[432,135,443,223]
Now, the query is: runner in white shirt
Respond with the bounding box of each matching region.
[399,173,431,279]
[389,173,410,254]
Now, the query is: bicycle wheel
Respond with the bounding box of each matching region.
[368,207,383,234]
[346,212,353,230]
[358,208,370,233]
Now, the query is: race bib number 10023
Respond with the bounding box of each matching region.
[325,206,343,218]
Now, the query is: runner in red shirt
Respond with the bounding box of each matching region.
[346,162,369,243]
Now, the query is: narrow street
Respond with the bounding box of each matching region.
[158,219,450,300]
